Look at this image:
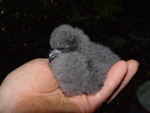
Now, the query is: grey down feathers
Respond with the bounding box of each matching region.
[49,24,120,96]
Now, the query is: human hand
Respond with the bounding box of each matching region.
[0,58,139,113]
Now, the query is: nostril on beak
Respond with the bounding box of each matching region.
[49,49,62,61]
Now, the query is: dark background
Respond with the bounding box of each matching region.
[0,0,150,113]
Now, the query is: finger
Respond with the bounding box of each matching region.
[107,59,139,103]
[30,58,49,64]
[87,60,128,110]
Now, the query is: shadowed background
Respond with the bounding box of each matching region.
[0,0,150,112]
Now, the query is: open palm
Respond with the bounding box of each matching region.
[0,58,139,113]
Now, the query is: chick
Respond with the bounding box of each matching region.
[49,24,120,96]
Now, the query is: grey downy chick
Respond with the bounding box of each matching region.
[49,24,120,96]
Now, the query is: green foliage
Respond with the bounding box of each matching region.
[2,0,150,26]
[64,0,123,23]
[92,0,122,21]
[129,34,150,42]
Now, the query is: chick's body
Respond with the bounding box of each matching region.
[49,24,120,96]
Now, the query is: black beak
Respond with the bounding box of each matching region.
[49,49,61,61]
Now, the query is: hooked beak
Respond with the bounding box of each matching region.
[49,49,61,61]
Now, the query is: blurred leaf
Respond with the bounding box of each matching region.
[93,0,122,21]
[129,34,150,42]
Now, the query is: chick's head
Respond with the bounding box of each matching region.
[50,24,90,53]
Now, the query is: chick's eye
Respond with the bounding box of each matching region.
[64,45,70,49]
[57,44,70,51]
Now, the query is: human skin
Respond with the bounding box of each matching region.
[0,58,139,113]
